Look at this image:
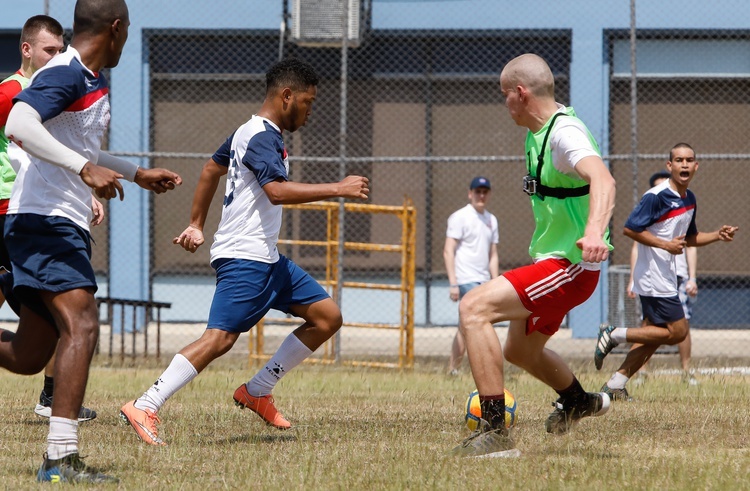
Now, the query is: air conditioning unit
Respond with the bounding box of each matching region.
[291,0,362,47]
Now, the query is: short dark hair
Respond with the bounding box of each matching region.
[266,57,319,94]
[669,142,695,162]
[21,15,64,46]
[73,0,129,35]
[649,170,671,188]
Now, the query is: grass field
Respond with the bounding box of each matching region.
[1,357,749,490]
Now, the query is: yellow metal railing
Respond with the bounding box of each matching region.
[249,198,416,369]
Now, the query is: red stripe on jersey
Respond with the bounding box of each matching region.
[66,88,109,112]
[656,204,695,222]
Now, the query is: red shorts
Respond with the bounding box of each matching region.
[503,257,600,336]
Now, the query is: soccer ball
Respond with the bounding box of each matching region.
[464,388,517,431]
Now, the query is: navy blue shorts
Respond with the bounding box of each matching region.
[4,214,97,324]
[640,295,684,326]
[207,255,330,333]
[0,214,10,271]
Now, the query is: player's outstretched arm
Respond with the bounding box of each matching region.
[686,225,739,247]
[173,158,227,253]
[262,175,369,205]
[134,167,183,194]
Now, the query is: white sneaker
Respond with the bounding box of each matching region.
[683,372,700,386]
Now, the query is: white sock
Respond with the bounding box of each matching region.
[245,333,312,396]
[135,353,198,412]
[611,328,628,344]
[47,417,78,460]
[607,371,630,389]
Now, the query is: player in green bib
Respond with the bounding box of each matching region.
[525,105,612,263]
[451,53,617,458]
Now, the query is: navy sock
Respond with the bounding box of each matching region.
[43,376,54,397]
[555,377,587,406]
[479,394,506,430]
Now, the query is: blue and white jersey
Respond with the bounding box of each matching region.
[210,116,289,264]
[625,179,698,297]
[9,47,109,231]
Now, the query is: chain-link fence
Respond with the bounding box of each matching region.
[2,0,750,365]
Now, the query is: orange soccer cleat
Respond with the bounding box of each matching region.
[120,400,166,446]
[233,384,291,430]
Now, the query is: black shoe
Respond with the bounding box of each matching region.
[34,391,98,422]
[600,383,634,402]
[545,392,611,435]
[594,324,618,370]
[36,452,118,483]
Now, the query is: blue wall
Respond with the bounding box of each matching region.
[1,0,747,333]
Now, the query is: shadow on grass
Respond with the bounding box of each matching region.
[208,432,298,445]
[21,418,48,427]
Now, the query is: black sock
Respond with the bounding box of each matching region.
[555,377,587,405]
[43,376,54,397]
[479,394,506,430]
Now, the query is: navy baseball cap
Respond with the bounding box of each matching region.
[470,176,491,190]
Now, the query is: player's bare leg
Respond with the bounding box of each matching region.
[289,297,342,350]
[0,306,57,374]
[624,318,689,346]
[40,288,100,422]
[450,277,527,457]
[504,320,575,390]
[448,329,466,375]
[459,276,529,396]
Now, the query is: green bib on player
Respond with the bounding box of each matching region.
[0,73,29,200]
[524,106,612,264]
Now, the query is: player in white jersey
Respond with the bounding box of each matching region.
[628,171,700,386]
[595,143,737,401]
[0,0,182,483]
[120,57,369,446]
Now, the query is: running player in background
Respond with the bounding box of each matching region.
[627,170,700,387]
[596,143,737,401]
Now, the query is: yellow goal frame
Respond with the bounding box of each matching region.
[248,198,417,369]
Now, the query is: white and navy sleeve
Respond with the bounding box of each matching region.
[14,65,83,122]
[624,193,661,232]
[211,132,235,168]
[243,130,287,186]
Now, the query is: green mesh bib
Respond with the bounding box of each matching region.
[523,107,612,263]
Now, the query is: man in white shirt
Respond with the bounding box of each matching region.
[444,176,499,375]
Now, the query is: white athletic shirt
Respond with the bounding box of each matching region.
[540,105,603,271]
[626,180,697,297]
[446,204,499,284]
[549,104,600,176]
[209,116,289,265]
[9,47,110,231]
